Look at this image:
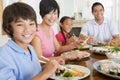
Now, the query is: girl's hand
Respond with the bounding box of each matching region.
[86,37,98,45]
[66,36,75,44]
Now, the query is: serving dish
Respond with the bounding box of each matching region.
[91,46,112,55]
[105,47,120,59]
[93,59,120,79]
[61,50,90,60]
[77,44,90,50]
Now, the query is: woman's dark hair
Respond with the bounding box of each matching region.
[2,2,37,38]
[59,16,72,44]
[92,2,104,13]
[39,0,60,18]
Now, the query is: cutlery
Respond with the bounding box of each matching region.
[40,56,76,73]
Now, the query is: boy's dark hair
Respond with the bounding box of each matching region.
[2,2,37,38]
[39,0,60,18]
[59,16,72,44]
[92,2,104,13]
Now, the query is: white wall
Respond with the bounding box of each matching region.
[21,0,42,23]
[57,0,74,18]
[0,35,10,46]
[0,0,120,35]
[22,0,59,34]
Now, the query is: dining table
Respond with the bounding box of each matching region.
[48,49,120,80]
[64,50,120,80]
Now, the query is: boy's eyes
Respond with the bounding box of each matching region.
[16,22,35,26]
[30,22,35,25]
[16,23,24,26]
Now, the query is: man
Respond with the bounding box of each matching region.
[79,2,119,44]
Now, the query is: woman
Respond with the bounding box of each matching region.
[31,0,80,61]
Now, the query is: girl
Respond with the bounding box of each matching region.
[56,16,78,46]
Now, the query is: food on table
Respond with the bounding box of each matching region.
[92,42,107,46]
[98,60,120,76]
[109,67,118,75]
[71,68,85,76]
[117,68,120,76]
[107,41,119,47]
[77,43,89,49]
[63,71,73,77]
[57,67,85,77]
[111,47,120,52]
[105,47,120,59]
[62,50,90,60]
[92,46,111,53]
[98,42,106,46]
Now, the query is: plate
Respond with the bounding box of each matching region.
[51,64,90,80]
[91,46,111,55]
[92,42,107,47]
[105,51,120,59]
[77,45,90,50]
[93,59,120,79]
[81,51,90,58]
[61,51,90,60]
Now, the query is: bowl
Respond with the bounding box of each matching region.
[105,51,120,59]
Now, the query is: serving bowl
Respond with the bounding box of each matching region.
[105,51,120,59]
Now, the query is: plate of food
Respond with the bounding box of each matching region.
[51,64,90,80]
[105,47,120,59]
[92,42,107,47]
[91,46,112,55]
[61,50,90,60]
[77,43,90,50]
[79,51,90,59]
[93,59,120,79]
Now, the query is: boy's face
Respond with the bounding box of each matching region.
[11,18,36,45]
[61,18,73,33]
[43,10,58,26]
[92,5,104,21]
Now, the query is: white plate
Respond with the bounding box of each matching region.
[82,51,90,58]
[91,47,111,55]
[61,51,90,59]
[77,45,90,50]
[93,59,120,79]
[51,64,90,80]
[105,51,120,59]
